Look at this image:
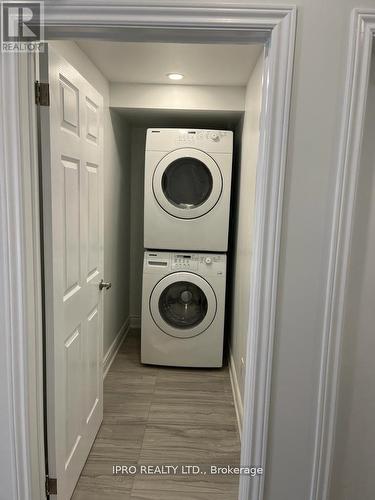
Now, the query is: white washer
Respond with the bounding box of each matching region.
[144,128,233,252]
[141,251,226,367]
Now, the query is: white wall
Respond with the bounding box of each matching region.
[50,41,131,356]
[229,52,264,426]
[328,53,375,500]
[110,82,245,111]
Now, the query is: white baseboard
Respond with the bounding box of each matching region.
[103,317,130,379]
[130,314,141,329]
[229,350,244,440]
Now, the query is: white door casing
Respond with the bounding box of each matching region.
[40,46,104,499]
[310,10,375,500]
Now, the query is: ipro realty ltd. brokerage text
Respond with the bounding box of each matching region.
[113,465,264,476]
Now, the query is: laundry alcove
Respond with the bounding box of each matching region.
[44,38,265,499]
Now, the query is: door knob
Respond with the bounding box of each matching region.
[99,279,112,291]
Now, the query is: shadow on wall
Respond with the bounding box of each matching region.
[224,116,244,364]
[129,126,147,324]
[105,109,132,348]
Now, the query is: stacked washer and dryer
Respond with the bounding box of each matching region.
[141,128,233,367]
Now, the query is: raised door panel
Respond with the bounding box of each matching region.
[59,76,80,135]
[64,325,83,470]
[85,307,100,425]
[86,162,99,281]
[85,96,99,144]
[61,156,81,300]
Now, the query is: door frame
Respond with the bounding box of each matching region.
[0,2,296,499]
[309,9,375,500]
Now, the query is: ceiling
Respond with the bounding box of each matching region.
[76,41,263,86]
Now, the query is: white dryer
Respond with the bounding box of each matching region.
[141,251,226,367]
[144,128,233,252]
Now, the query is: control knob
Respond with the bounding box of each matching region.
[208,131,219,142]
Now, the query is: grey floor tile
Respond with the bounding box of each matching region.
[110,353,161,376]
[132,473,239,495]
[104,371,156,395]
[72,475,133,500]
[152,384,234,403]
[82,438,141,477]
[130,489,236,499]
[148,399,237,427]
[154,365,229,380]
[139,423,240,465]
[104,393,151,423]
[97,422,147,443]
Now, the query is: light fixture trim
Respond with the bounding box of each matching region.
[167,72,184,80]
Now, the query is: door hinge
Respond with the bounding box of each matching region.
[45,475,57,496]
[35,81,50,106]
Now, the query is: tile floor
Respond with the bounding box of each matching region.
[72,329,241,499]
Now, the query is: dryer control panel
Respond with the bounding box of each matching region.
[146,128,233,154]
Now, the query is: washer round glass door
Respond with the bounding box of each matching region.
[150,272,217,338]
[152,148,223,219]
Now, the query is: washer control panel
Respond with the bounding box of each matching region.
[144,251,226,275]
[171,252,226,275]
[172,253,199,271]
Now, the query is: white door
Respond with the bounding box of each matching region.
[40,46,105,499]
[152,148,223,218]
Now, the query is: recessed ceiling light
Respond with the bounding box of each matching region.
[167,73,184,81]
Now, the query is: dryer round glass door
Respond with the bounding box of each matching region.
[149,272,217,338]
[152,148,223,219]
